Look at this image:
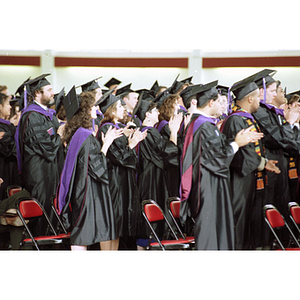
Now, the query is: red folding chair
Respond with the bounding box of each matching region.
[142,199,192,250]
[50,195,70,235]
[167,197,195,245]
[15,197,70,250]
[6,185,23,197]
[288,202,300,236]
[263,204,300,250]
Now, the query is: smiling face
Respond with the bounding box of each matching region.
[123,92,139,112]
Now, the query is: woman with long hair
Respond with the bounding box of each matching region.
[56,88,122,250]
[156,94,183,198]
[97,91,146,249]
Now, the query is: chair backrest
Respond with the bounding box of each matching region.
[264,205,285,228]
[170,200,181,219]
[144,203,164,222]
[19,200,43,219]
[288,202,300,224]
[7,185,22,197]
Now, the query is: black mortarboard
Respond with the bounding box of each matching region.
[150,80,159,95]
[116,83,133,97]
[25,74,51,95]
[180,84,203,107]
[286,90,300,102]
[15,77,31,96]
[97,88,119,114]
[54,87,65,112]
[217,85,229,96]
[152,88,171,108]
[230,77,259,101]
[104,77,121,89]
[63,86,81,121]
[194,80,219,107]
[135,89,155,101]
[252,69,276,88]
[180,76,193,85]
[169,74,181,94]
[136,100,152,121]
[79,76,102,92]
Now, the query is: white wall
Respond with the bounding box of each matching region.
[1,49,300,96]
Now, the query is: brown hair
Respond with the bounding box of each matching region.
[288,94,300,106]
[99,101,119,125]
[62,91,95,145]
[158,94,180,122]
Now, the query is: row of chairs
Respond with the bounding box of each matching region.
[263,202,300,250]
[6,186,194,250]
[10,184,300,251]
[5,185,70,250]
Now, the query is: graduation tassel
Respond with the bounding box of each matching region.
[263,77,266,102]
[24,85,27,108]
[92,119,95,132]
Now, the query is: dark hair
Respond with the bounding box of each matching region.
[56,104,66,121]
[62,91,95,145]
[99,101,119,125]
[0,93,9,105]
[9,101,20,119]
[288,94,300,106]
[158,94,180,122]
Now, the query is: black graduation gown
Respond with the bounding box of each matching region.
[180,113,235,250]
[57,130,116,246]
[252,103,300,226]
[222,113,269,249]
[157,121,181,197]
[97,123,139,238]
[137,126,179,239]
[16,105,64,235]
[0,120,21,200]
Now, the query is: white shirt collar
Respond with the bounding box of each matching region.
[34,101,48,111]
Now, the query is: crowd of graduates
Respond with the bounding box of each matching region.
[0,68,300,250]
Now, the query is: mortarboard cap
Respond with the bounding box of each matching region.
[230,77,259,101]
[150,80,159,95]
[63,86,81,121]
[180,76,193,85]
[195,80,219,107]
[135,89,155,101]
[180,84,203,107]
[97,88,119,114]
[15,77,31,96]
[25,74,51,95]
[286,90,300,102]
[136,100,153,121]
[79,76,102,92]
[54,87,65,112]
[217,85,229,96]
[104,77,121,89]
[116,83,133,97]
[152,88,171,108]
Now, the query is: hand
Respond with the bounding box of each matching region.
[285,104,300,125]
[0,131,4,139]
[128,128,147,149]
[0,178,3,186]
[216,119,224,130]
[123,124,134,137]
[265,160,281,174]
[57,123,65,138]
[234,125,264,147]
[169,112,183,133]
[101,126,124,155]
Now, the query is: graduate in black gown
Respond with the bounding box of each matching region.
[251,70,300,244]
[97,90,146,250]
[180,81,262,250]
[135,100,182,249]
[56,87,122,250]
[221,77,280,249]
[0,93,22,200]
[156,94,182,198]
[15,74,65,236]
